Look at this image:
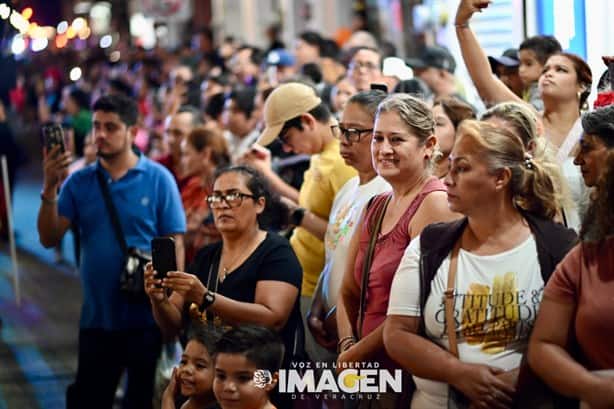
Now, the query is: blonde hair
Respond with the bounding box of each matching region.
[481,102,573,215]
[457,120,563,220]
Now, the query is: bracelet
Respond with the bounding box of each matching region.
[337,336,356,353]
[40,192,58,205]
[454,22,470,28]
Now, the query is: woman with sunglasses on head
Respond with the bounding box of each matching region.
[384,120,577,409]
[335,94,460,408]
[145,165,304,406]
[528,105,614,409]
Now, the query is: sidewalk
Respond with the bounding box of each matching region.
[0,164,81,409]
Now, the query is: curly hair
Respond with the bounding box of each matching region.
[580,151,614,242]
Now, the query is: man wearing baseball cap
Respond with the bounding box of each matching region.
[247,81,356,360]
[405,45,463,100]
[488,48,523,97]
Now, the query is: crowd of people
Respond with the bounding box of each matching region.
[0,0,606,408]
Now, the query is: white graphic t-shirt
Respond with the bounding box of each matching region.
[388,235,544,409]
[320,175,390,311]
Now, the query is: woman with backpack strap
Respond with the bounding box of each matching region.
[384,120,577,409]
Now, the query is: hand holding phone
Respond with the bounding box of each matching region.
[41,123,66,156]
[151,237,177,282]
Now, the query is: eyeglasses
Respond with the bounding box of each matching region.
[206,192,256,208]
[349,61,380,72]
[331,125,373,144]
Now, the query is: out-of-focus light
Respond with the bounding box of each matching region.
[55,34,68,48]
[10,10,29,33]
[31,37,48,52]
[69,67,82,82]
[71,17,86,32]
[21,7,32,20]
[109,50,120,62]
[0,4,10,20]
[74,2,92,15]
[99,34,112,48]
[11,35,26,55]
[78,26,91,39]
[57,20,68,34]
[155,25,168,38]
[66,26,76,39]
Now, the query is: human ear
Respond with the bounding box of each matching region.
[264,372,279,393]
[495,167,512,191]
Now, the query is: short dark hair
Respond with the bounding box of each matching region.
[519,35,562,65]
[228,87,257,118]
[69,87,91,109]
[92,94,138,126]
[215,325,284,373]
[187,322,223,356]
[347,90,388,119]
[177,105,203,127]
[320,39,341,60]
[299,31,323,51]
[582,105,614,147]
[300,63,323,84]
[238,45,265,66]
[279,102,332,136]
[205,93,226,120]
[214,165,290,229]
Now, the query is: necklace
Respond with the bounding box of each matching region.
[218,231,266,283]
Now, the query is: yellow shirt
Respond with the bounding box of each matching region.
[290,138,357,297]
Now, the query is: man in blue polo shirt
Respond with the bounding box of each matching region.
[38,94,186,409]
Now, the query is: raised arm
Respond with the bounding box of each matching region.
[455,0,523,106]
[38,146,72,247]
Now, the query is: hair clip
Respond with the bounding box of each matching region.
[253,369,273,388]
[524,158,534,170]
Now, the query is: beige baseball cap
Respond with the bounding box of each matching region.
[257,82,322,146]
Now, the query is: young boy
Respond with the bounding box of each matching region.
[517,35,562,110]
[163,324,222,409]
[213,326,284,409]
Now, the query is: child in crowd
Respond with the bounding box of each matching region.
[213,326,284,409]
[162,324,222,409]
[517,35,562,110]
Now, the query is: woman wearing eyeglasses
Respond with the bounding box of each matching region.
[145,166,304,386]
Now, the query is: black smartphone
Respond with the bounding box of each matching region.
[151,237,177,281]
[41,123,66,154]
[370,83,389,93]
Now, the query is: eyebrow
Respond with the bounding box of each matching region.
[211,189,242,194]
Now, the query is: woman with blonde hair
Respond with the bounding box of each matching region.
[481,101,578,228]
[336,93,459,408]
[385,120,577,408]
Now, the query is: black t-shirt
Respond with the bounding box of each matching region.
[188,232,305,366]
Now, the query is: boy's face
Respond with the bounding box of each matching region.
[214,353,276,409]
[518,49,543,87]
[178,340,215,399]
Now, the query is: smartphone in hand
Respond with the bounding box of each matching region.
[151,237,177,282]
[41,123,66,155]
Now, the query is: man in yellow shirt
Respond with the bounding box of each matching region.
[247,82,356,361]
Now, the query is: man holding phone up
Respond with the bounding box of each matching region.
[37,94,186,409]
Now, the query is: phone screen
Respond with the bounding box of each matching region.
[151,237,177,281]
[41,124,66,154]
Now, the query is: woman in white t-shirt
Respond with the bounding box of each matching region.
[384,120,577,408]
[307,90,391,353]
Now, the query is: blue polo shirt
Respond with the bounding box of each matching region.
[58,155,186,330]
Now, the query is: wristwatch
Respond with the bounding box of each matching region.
[291,207,306,226]
[198,291,216,313]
